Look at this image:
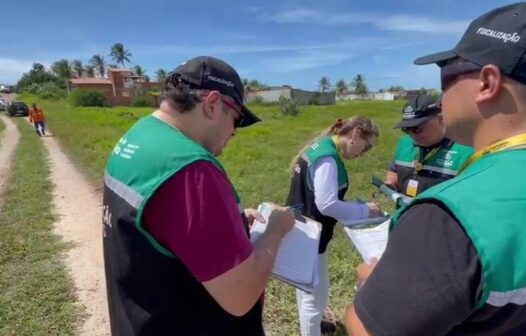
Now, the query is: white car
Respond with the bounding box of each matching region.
[0,97,5,111]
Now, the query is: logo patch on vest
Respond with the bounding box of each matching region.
[437,150,457,168]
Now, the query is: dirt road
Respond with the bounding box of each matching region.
[0,92,110,335]
[0,114,20,203]
[44,134,110,335]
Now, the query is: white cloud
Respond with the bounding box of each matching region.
[138,37,382,55]
[369,64,440,90]
[382,15,468,34]
[380,42,415,51]
[0,58,49,84]
[264,8,469,34]
[266,50,354,73]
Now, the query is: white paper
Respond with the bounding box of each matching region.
[344,218,390,263]
[250,203,321,293]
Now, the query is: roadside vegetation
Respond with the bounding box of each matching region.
[0,118,82,335]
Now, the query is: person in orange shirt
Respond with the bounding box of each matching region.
[29,103,46,136]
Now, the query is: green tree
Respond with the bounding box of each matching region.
[90,55,106,78]
[335,79,348,98]
[155,69,168,83]
[132,65,147,78]
[51,59,73,92]
[352,74,368,97]
[85,65,95,78]
[387,85,405,92]
[15,63,63,92]
[51,59,72,79]
[72,60,84,78]
[110,43,132,68]
[31,63,46,73]
[318,76,331,92]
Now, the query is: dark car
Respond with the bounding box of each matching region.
[7,101,29,117]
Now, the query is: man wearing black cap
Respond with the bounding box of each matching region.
[346,3,526,335]
[102,56,295,335]
[385,94,473,199]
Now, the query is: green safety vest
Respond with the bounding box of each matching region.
[393,135,473,196]
[302,136,349,191]
[103,115,263,335]
[392,149,526,309]
[105,115,242,256]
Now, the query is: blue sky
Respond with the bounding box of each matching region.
[0,0,516,91]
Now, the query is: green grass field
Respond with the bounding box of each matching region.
[0,118,81,336]
[22,95,405,335]
[0,116,5,134]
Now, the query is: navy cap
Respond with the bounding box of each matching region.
[414,3,526,85]
[168,56,260,128]
[395,94,441,128]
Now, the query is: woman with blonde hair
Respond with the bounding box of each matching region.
[285,116,381,336]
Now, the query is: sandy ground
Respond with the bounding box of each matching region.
[43,133,110,335]
[0,114,20,203]
[0,93,110,335]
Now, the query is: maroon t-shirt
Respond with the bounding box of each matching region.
[143,161,254,282]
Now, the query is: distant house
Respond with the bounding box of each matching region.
[245,86,336,105]
[69,68,161,106]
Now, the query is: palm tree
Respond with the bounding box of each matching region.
[110,43,132,68]
[352,74,368,97]
[72,59,84,78]
[318,76,331,92]
[90,54,106,78]
[132,65,147,78]
[51,59,72,79]
[85,65,95,78]
[335,79,348,98]
[51,59,72,92]
[156,69,168,83]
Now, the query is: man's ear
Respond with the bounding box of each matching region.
[201,91,222,121]
[437,113,443,124]
[475,65,502,104]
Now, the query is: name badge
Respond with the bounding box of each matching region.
[406,179,419,197]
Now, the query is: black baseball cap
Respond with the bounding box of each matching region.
[414,2,526,85]
[395,94,441,128]
[169,56,260,128]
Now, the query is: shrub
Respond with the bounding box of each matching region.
[68,90,105,107]
[20,82,66,100]
[132,95,152,107]
[278,96,299,116]
[253,96,265,105]
[308,92,322,105]
[38,82,66,100]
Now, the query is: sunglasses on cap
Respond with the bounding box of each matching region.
[440,61,482,90]
[200,91,245,128]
